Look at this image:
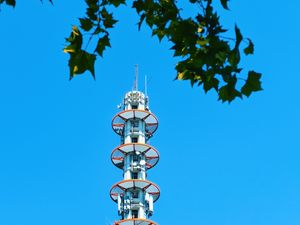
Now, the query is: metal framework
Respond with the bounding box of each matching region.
[110,90,159,224]
[111,143,159,170]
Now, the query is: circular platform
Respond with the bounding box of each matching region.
[114,218,158,225]
[112,109,158,136]
[111,143,159,170]
[110,179,160,202]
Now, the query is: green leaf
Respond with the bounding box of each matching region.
[218,76,242,103]
[215,51,227,64]
[95,35,111,57]
[137,13,146,30]
[108,0,126,7]
[244,38,254,55]
[63,44,78,53]
[84,52,97,79]
[219,85,241,103]
[234,24,243,49]
[152,28,166,41]
[5,0,16,7]
[79,18,94,31]
[229,48,240,66]
[241,71,263,97]
[203,77,219,93]
[86,3,98,21]
[85,0,98,5]
[132,0,145,14]
[68,50,96,80]
[197,38,209,46]
[64,26,83,52]
[64,26,97,80]
[101,8,117,28]
[220,0,229,10]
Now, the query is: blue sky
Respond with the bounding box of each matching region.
[0,1,299,225]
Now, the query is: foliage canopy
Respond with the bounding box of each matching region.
[1,0,262,103]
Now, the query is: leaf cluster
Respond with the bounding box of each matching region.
[133,0,262,102]
[64,0,262,102]
[63,0,123,79]
[0,0,16,7]
[1,0,263,103]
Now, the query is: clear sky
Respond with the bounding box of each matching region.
[0,1,299,225]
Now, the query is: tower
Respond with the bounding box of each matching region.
[110,89,160,225]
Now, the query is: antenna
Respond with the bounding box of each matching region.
[133,64,138,91]
[145,75,148,96]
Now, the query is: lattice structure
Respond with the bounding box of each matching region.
[111,91,160,225]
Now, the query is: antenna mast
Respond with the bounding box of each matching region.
[134,64,139,91]
[145,75,148,96]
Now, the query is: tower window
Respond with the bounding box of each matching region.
[132,189,139,198]
[131,120,139,128]
[132,154,138,163]
[132,209,138,218]
[131,137,138,143]
[131,104,138,109]
[132,172,138,179]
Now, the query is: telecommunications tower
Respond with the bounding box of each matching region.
[110,73,160,225]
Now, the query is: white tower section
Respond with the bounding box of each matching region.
[111,90,160,225]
